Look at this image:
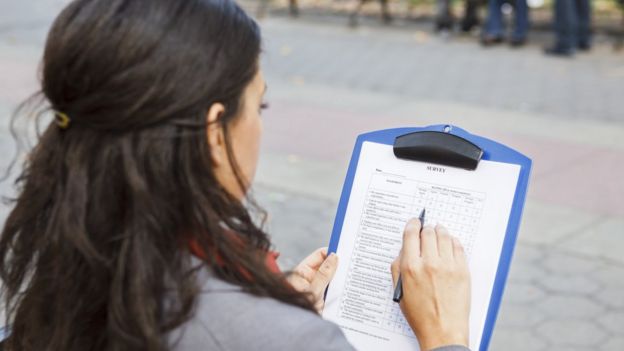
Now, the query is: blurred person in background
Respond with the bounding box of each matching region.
[0,0,472,350]
[350,0,392,27]
[289,0,299,17]
[544,0,592,56]
[435,0,483,32]
[481,0,530,46]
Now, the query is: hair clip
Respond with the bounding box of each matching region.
[54,111,71,129]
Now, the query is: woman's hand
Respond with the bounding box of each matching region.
[287,247,339,313]
[391,219,471,351]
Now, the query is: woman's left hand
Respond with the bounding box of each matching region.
[287,247,339,313]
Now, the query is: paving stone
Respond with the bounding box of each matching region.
[595,286,624,310]
[537,295,605,319]
[592,265,624,289]
[541,252,602,276]
[518,201,600,245]
[495,301,547,328]
[597,311,624,335]
[511,243,545,265]
[537,273,602,296]
[536,319,609,347]
[506,259,546,284]
[504,281,547,304]
[489,328,547,351]
[559,218,624,265]
[601,337,624,351]
[508,259,548,283]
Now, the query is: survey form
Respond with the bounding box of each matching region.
[322,141,521,351]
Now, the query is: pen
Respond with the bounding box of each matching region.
[393,208,426,303]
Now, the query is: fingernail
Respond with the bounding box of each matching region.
[405,218,420,231]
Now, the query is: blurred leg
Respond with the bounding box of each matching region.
[289,0,299,17]
[350,0,370,27]
[484,0,505,38]
[436,0,454,30]
[461,0,481,32]
[575,0,592,48]
[512,0,529,41]
[380,0,392,23]
[554,0,578,50]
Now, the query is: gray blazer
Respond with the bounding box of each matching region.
[168,267,469,351]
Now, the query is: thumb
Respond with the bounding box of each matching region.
[310,253,339,298]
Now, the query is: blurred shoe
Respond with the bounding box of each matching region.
[578,42,591,51]
[289,3,299,17]
[435,16,454,32]
[510,38,527,47]
[348,13,358,28]
[481,35,504,46]
[544,46,574,57]
[382,13,393,25]
[460,17,480,33]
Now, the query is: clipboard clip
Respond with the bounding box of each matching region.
[393,125,484,170]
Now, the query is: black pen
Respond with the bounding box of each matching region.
[393,208,426,303]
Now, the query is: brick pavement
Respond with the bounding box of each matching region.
[259,18,624,123]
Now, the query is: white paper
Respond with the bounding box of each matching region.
[322,141,520,351]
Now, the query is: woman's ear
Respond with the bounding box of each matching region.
[206,102,226,167]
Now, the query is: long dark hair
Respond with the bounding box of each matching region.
[0,0,314,350]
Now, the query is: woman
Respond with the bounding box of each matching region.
[0,1,471,350]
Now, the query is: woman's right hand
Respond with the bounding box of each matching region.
[391,218,471,351]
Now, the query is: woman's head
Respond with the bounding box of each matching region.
[207,69,267,199]
[42,0,265,196]
[0,1,309,350]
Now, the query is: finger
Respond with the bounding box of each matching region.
[294,247,329,282]
[310,253,339,297]
[303,247,329,270]
[391,256,400,287]
[286,272,309,291]
[435,224,453,260]
[452,237,467,263]
[319,247,328,258]
[314,298,325,314]
[420,225,438,259]
[401,218,422,263]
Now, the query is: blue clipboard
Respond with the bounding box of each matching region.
[327,124,532,351]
